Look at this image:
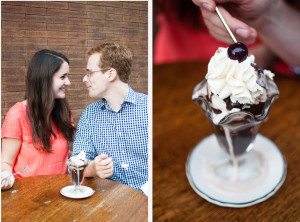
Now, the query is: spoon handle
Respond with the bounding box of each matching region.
[215,6,237,43]
[2,165,28,179]
[96,156,128,169]
[3,172,20,179]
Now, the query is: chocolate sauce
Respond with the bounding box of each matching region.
[209,96,266,116]
[224,97,266,116]
[69,164,87,186]
[212,121,261,156]
[212,107,222,114]
[251,62,267,89]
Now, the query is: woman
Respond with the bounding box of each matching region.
[1,50,76,190]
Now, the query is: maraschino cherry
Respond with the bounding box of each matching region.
[228,42,248,63]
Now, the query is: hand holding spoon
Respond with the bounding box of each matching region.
[3,165,28,179]
[95,156,129,169]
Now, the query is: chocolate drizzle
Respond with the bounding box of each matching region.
[224,97,265,116]
[251,62,266,89]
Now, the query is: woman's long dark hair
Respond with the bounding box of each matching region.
[26,50,76,153]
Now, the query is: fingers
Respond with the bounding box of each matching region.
[197,2,257,44]
[1,178,8,190]
[94,155,113,179]
[2,179,12,190]
[193,0,240,9]
[98,153,108,160]
[192,0,216,10]
[202,6,257,44]
[1,171,15,190]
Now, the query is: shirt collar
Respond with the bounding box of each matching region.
[123,86,136,105]
[98,86,136,110]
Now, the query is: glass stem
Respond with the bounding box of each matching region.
[75,166,81,192]
[223,127,238,181]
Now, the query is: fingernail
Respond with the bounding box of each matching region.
[250,30,256,38]
[236,29,249,38]
[202,3,212,11]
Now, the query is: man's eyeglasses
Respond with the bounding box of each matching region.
[85,69,110,78]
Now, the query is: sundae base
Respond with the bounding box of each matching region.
[61,151,94,199]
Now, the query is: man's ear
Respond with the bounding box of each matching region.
[107,68,117,81]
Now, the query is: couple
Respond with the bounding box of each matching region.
[1,42,148,194]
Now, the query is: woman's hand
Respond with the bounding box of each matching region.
[194,0,300,67]
[1,138,21,190]
[1,171,15,190]
[192,0,275,44]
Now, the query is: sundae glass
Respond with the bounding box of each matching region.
[61,151,94,199]
[186,43,286,207]
[66,151,88,192]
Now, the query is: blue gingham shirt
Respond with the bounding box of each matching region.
[72,86,148,192]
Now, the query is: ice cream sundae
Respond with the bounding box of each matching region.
[192,42,279,180]
[67,151,88,188]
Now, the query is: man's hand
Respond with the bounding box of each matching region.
[94,154,113,179]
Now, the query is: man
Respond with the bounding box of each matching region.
[72,42,148,193]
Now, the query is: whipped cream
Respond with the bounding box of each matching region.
[70,151,87,167]
[210,95,240,124]
[264,69,274,80]
[206,47,263,104]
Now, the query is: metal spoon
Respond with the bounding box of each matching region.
[115,162,129,169]
[3,165,28,179]
[95,155,129,169]
[215,6,237,43]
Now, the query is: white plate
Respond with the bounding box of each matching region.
[60,185,94,199]
[186,134,286,208]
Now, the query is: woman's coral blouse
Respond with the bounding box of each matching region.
[1,102,69,178]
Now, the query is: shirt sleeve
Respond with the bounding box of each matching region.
[72,107,96,161]
[1,104,23,139]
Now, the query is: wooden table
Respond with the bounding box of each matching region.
[153,62,300,221]
[2,174,147,222]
